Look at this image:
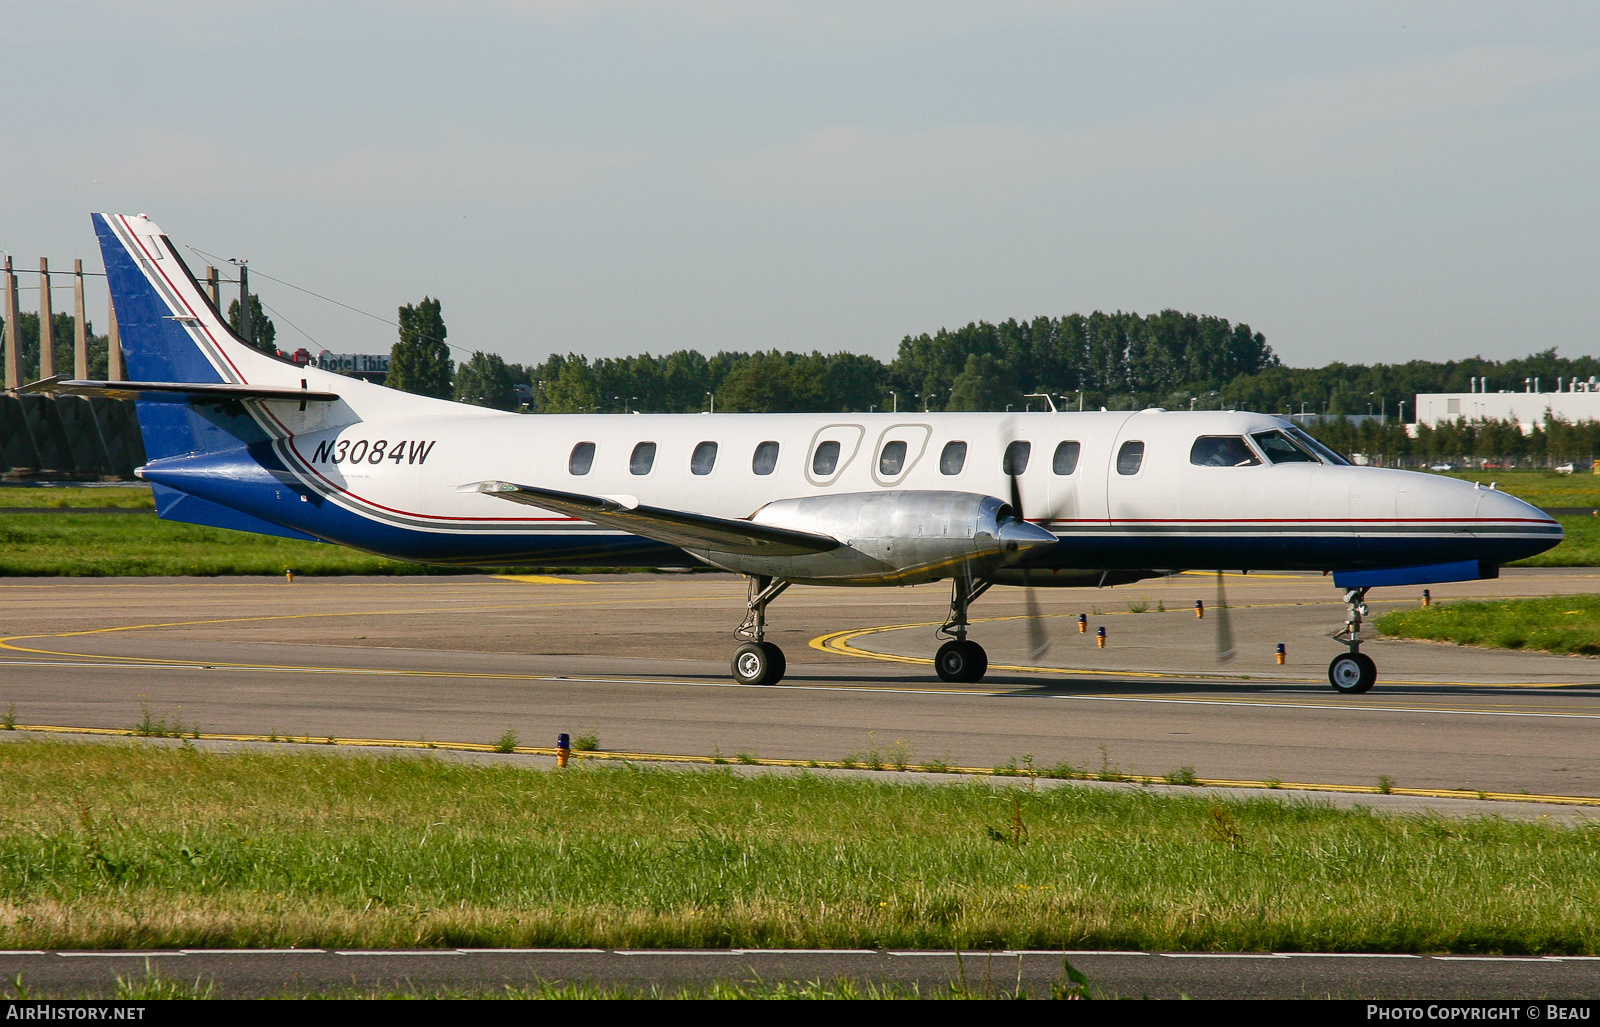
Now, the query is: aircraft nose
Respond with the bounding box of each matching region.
[1479,485,1561,529]
[999,517,1059,554]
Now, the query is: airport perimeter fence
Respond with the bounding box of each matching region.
[1,255,145,481]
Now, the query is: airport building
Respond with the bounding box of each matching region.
[1415,382,1600,432]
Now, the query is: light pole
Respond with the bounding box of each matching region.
[705,391,714,413]
[890,390,898,413]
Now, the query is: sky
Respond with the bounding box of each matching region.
[1,1,1597,369]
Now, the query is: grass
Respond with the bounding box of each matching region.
[1430,469,1600,509]
[0,486,155,509]
[1508,515,1600,567]
[1377,593,1600,655]
[4,967,1086,1000]
[0,741,1596,954]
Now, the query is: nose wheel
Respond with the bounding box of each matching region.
[1328,651,1376,694]
[1329,586,1377,694]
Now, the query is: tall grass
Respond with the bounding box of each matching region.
[1377,594,1600,654]
[0,741,1596,954]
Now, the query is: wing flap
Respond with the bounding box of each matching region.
[20,375,340,403]
[461,480,841,557]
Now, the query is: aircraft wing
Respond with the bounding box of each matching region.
[460,480,841,557]
[19,375,340,403]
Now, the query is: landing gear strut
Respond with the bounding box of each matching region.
[733,575,790,685]
[935,577,991,683]
[1328,586,1377,694]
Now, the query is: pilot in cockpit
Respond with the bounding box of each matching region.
[1191,436,1260,467]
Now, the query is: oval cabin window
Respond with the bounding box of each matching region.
[1052,441,1081,475]
[691,441,718,475]
[879,440,907,476]
[812,440,841,476]
[1003,440,1031,475]
[629,442,656,475]
[939,441,967,475]
[1116,440,1145,475]
[752,441,779,475]
[568,442,596,476]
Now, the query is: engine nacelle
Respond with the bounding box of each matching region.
[685,490,1058,586]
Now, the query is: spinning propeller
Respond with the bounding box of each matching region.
[1212,570,1236,663]
[1008,468,1051,660]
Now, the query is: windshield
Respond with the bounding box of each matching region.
[1286,426,1351,465]
[1250,430,1319,464]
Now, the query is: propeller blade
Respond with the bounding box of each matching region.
[1002,420,1049,661]
[1021,568,1049,660]
[1214,570,1236,663]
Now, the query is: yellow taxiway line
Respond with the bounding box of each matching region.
[811,620,1600,690]
[8,723,1598,808]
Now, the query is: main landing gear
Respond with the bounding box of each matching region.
[732,575,790,686]
[935,577,991,683]
[728,574,999,687]
[1328,586,1377,694]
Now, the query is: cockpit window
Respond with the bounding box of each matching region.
[1190,436,1261,467]
[1251,430,1319,464]
[1286,427,1350,465]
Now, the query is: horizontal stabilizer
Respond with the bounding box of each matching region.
[461,480,842,557]
[20,376,340,403]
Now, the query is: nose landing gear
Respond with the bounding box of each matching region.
[1329,587,1377,694]
[733,575,790,686]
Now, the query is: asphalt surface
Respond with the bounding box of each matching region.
[2,569,1599,798]
[6,569,1600,998]
[6,949,1600,999]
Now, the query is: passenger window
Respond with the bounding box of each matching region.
[752,441,779,475]
[690,441,718,475]
[629,442,656,475]
[1002,440,1031,475]
[939,441,967,475]
[1189,436,1261,467]
[812,440,841,476]
[568,442,596,476]
[1251,430,1318,464]
[879,440,907,476]
[1052,441,1081,475]
[1116,440,1145,475]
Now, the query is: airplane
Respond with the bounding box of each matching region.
[23,213,1564,694]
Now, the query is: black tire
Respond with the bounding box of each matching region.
[935,639,988,683]
[732,641,786,686]
[1328,652,1377,694]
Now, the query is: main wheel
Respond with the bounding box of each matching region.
[1328,652,1376,694]
[935,639,988,683]
[732,641,786,686]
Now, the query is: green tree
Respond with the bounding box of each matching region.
[947,352,1018,411]
[454,351,518,410]
[227,294,276,353]
[541,355,601,413]
[387,297,453,399]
